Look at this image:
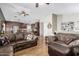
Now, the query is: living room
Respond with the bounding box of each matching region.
[1,2,79,56]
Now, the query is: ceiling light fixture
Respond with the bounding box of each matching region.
[35,3,50,8]
[17,11,29,16]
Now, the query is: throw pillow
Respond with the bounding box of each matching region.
[68,39,79,47]
[27,34,33,41]
[65,38,73,45]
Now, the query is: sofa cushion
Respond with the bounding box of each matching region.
[32,35,38,41]
[10,42,16,46]
[16,40,26,44]
[46,36,56,44]
[24,35,27,40]
[48,40,68,47]
[60,34,73,44]
[48,42,70,55]
[56,33,77,45]
[15,33,24,41]
[56,33,61,41]
[4,33,16,43]
[68,39,79,47]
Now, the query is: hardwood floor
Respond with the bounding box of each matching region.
[15,37,48,56]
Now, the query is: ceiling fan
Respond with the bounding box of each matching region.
[17,11,29,16]
[35,3,50,8]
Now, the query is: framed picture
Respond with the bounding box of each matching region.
[61,22,74,32]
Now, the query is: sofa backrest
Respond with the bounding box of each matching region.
[46,36,56,44]
[56,33,79,44]
[4,32,16,43]
[15,33,24,42]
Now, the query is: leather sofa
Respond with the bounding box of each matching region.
[47,33,79,56]
[0,32,38,55]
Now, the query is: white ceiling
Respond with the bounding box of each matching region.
[14,3,79,14]
[54,3,79,14]
[1,3,79,23]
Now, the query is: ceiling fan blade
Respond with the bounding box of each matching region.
[36,3,39,7]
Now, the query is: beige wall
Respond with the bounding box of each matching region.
[57,14,79,33]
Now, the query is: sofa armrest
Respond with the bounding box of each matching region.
[48,43,70,56]
[45,36,56,44]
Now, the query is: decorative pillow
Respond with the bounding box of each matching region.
[16,33,24,41]
[68,40,79,47]
[57,33,77,45]
[64,38,73,45]
[64,36,77,45]
[27,34,33,41]
[4,33,16,42]
[0,36,10,46]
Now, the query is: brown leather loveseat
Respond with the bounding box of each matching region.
[47,33,79,56]
[0,32,38,55]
